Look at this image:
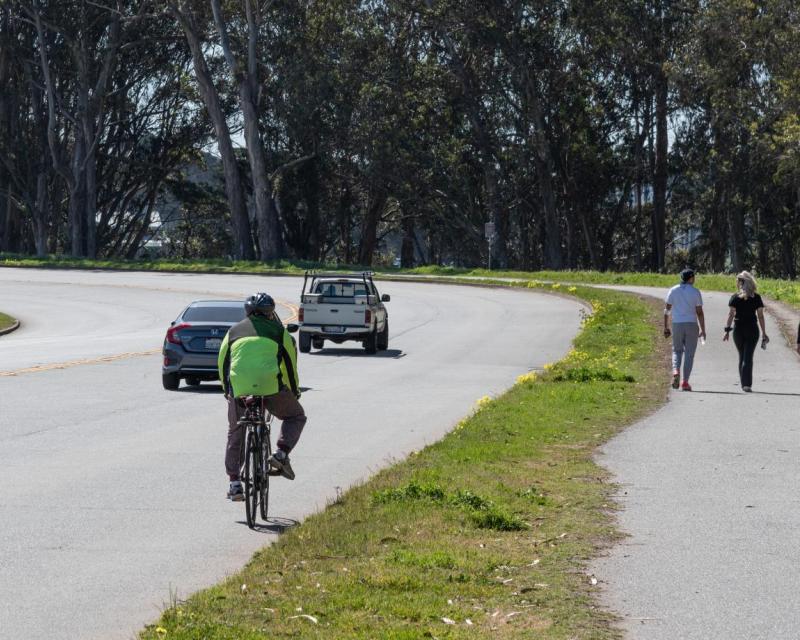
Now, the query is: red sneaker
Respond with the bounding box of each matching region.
[681,381,692,391]
[672,370,680,389]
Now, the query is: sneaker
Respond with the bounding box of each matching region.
[269,450,295,480]
[227,481,244,501]
[672,370,680,389]
[681,381,692,392]
[742,386,752,392]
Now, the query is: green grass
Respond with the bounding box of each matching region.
[0,312,16,331]
[140,281,669,640]
[4,254,798,308]
[404,267,800,308]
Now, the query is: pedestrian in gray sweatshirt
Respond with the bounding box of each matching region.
[664,269,707,391]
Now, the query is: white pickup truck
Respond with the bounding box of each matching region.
[298,272,390,354]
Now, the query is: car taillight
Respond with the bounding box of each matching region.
[298,308,304,322]
[166,323,191,344]
[365,309,372,324]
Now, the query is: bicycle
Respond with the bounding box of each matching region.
[238,396,278,528]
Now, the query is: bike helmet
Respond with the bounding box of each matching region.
[245,292,275,317]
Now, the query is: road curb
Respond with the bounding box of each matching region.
[0,319,20,336]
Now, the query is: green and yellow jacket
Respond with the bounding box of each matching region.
[218,314,299,398]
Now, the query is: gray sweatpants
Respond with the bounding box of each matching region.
[225,388,307,479]
[672,322,700,381]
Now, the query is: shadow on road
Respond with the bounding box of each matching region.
[177,384,224,394]
[310,348,405,359]
[691,389,800,397]
[236,517,299,534]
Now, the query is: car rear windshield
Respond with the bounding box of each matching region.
[183,305,245,322]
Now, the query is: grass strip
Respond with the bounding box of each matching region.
[0,312,16,331]
[4,254,798,308]
[140,282,668,639]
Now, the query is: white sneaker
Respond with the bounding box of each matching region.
[227,481,244,501]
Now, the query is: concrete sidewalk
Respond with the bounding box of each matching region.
[593,287,800,639]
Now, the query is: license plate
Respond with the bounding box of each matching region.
[323,326,345,333]
[205,338,222,350]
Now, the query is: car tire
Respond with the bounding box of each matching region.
[185,376,200,386]
[162,372,180,390]
[312,337,324,350]
[299,332,311,353]
[364,328,378,354]
[377,320,389,351]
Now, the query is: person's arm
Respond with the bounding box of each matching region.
[757,307,768,343]
[664,303,672,337]
[695,306,706,339]
[723,307,735,341]
[796,322,800,354]
[218,333,232,397]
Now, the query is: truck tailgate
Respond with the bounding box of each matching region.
[302,302,368,327]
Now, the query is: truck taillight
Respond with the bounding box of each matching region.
[166,323,191,344]
[365,309,372,324]
[298,308,304,322]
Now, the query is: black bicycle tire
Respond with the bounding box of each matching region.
[243,429,258,529]
[259,422,271,520]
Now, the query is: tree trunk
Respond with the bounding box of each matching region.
[401,216,415,267]
[357,190,386,266]
[652,63,668,273]
[170,3,254,260]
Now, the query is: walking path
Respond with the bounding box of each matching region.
[593,287,800,639]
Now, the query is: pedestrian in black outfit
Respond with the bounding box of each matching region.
[723,271,769,392]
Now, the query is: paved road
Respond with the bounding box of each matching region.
[0,268,583,640]
[593,286,800,639]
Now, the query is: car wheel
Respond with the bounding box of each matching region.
[185,376,200,386]
[299,332,311,353]
[377,320,389,350]
[162,372,180,390]
[312,337,324,350]
[364,328,378,354]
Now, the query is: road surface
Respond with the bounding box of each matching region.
[0,268,584,640]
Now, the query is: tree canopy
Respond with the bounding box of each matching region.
[1,0,798,276]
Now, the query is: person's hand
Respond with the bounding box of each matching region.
[699,330,706,341]
[723,332,730,342]
[664,328,671,338]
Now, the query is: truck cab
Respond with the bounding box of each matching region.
[298,272,390,354]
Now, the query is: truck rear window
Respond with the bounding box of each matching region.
[314,282,371,297]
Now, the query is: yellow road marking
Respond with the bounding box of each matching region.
[0,349,161,377]
[0,299,300,377]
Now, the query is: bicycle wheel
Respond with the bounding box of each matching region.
[259,423,272,520]
[243,429,259,529]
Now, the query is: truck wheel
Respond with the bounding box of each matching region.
[299,332,311,353]
[312,337,325,350]
[162,372,180,390]
[364,328,378,354]
[377,321,389,350]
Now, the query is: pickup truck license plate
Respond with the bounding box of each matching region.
[323,326,345,333]
[205,338,222,350]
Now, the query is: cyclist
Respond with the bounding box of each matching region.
[218,293,306,501]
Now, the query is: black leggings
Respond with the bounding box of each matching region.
[733,324,760,388]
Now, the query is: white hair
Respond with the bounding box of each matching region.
[736,271,757,299]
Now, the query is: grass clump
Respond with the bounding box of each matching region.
[0,312,16,331]
[141,281,668,640]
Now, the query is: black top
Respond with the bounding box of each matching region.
[728,293,764,326]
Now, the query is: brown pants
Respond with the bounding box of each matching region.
[225,388,307,479]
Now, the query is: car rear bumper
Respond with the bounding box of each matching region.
[162,343,219,377]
